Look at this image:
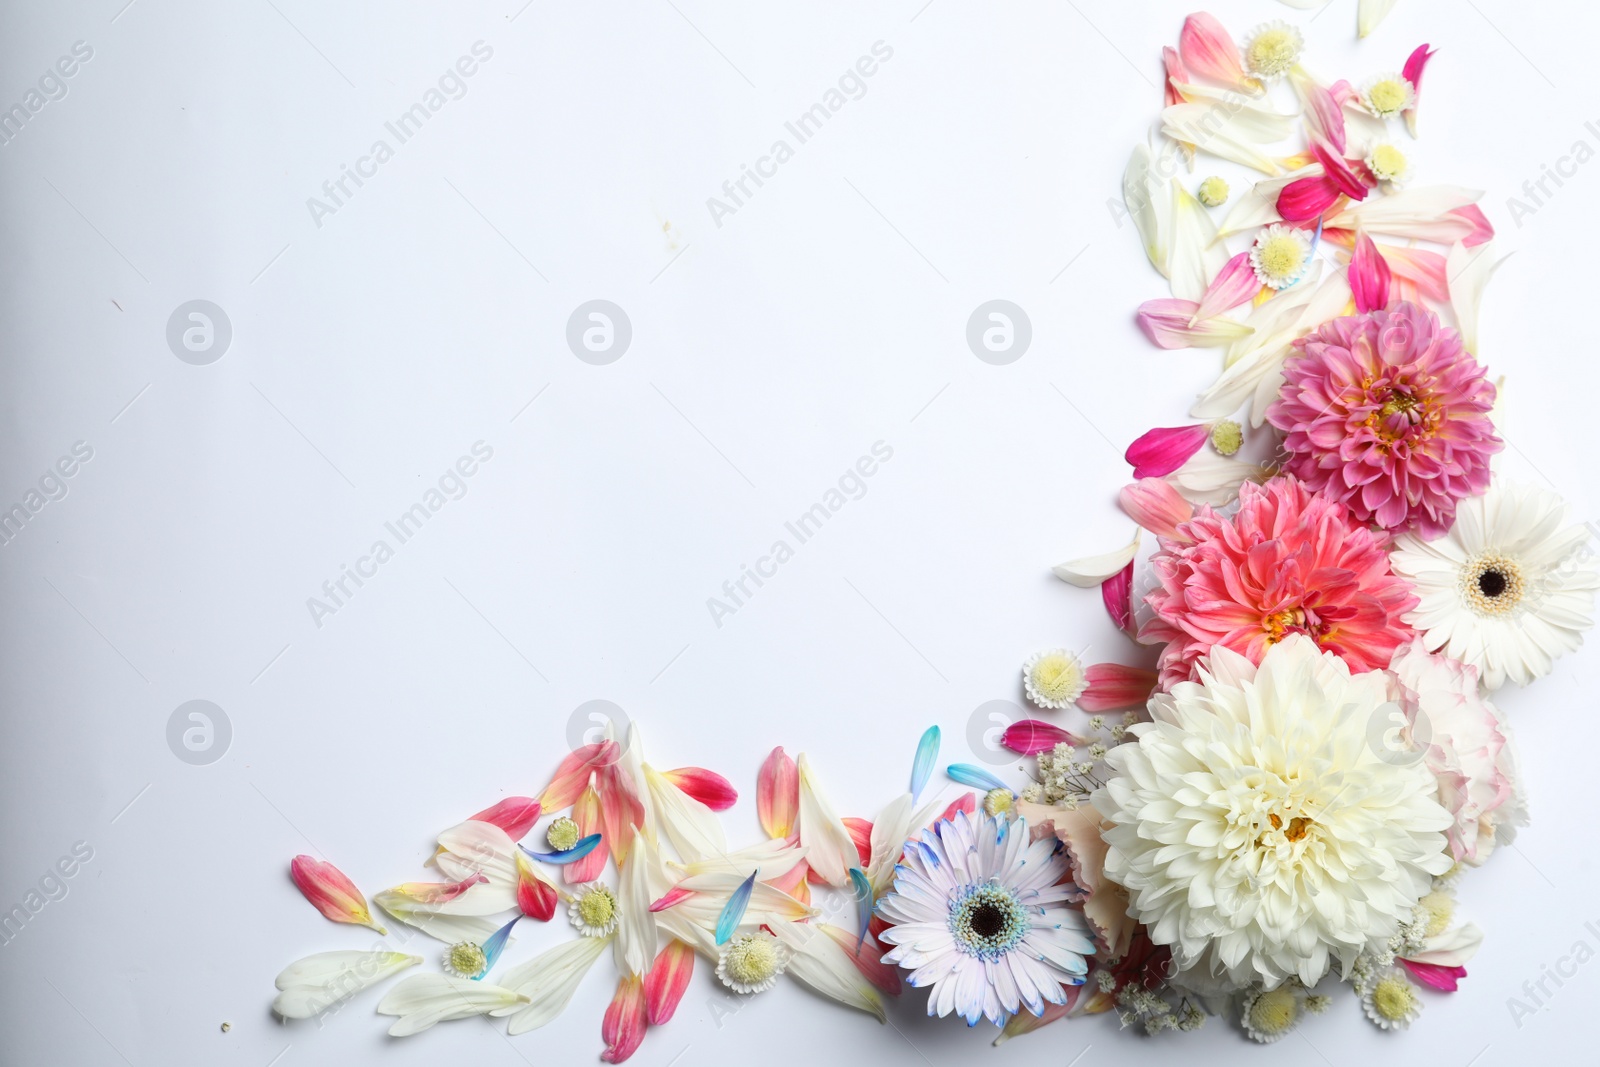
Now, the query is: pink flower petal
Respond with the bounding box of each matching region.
[290,856,386,934]
[1350,233,1393,313]
[515,852,559,921]
[841,817,873,867]
[1312,140,1371,200]
[644,940,695,1025]
[1401,959,1466,992]
[648,886,696,913]
[467,797,542,842]
[1162,46,1190,107]
[1299,77,1347,155]
[1126,424,1210,479]
[1102,560,1135,632]
[539,741,619,811]
[757,746,799,839]
[1136,299,1251,348]
[1277,174,1343,223]
[1450,204,1495,247]
[820,923,903,996]
[1192,251,1261,322]
[660,767,738,812]
[1179,12,1247,91]
[1001,720,1089,756]
[1402,44,1437,136]
[1119,479,1194,540]
[565,777,608,884]
[1078,663,1159,712]
[601,974,648,1063]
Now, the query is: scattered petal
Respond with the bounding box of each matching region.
[644,940,696,1025]
[289,856,386,935]
[757,746,800,840]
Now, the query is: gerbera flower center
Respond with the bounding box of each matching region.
[576,887,617,928]
[1463,554,1525,616]
[1367,78,1410,116]
[1371,974,1420,1021]
[445,941,486,977]
[1370,143,1408,180]
[721,935,779,985]
[1258,236,1304,280]
[1029,653,1083,703]
[1245,29,1299,76]
[546,816,581,852]
[1247,986,1299,1036]
[950,883,1028,959]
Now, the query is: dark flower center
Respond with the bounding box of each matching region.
[1478,569,1508,598]
[968,901,1006,939]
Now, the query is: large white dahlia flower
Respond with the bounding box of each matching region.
[1095,635,1452,993]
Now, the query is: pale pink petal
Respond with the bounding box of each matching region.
[757,746,799,839]
[1192,251,1261,322]
[1118,479,1194,540]
[1162,46,1190,107]
[467,797,542,842]
[1077,663,1159,712]
[539,742,619,811]
[1180,12,1247,91]
[820,923,902,996]
[1450,204,1495,247]
[565,777,608,884]
[1136,298,1252,349]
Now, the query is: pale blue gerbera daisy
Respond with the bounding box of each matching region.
[876,808,1094,1027]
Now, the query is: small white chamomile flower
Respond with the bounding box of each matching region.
[1360,73,1416,118]
[1022,649,1088,709]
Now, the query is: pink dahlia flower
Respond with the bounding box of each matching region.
[1266,301,1501,538]
[1142,476,1417,689]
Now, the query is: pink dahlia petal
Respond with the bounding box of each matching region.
[1119,479,1194,540]
[1349,233,1392,313]
[1266,302,1502,536]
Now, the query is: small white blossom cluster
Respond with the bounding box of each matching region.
[1018,714,1135,805]
[1115,982,1204,1035]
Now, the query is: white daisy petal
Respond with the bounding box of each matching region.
[272,951,420,1020]
[376,974,528,1037]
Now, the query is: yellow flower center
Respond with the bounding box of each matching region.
[1248,987,1299,1035]
[1258,235,1304,281]
[1198,176,1230,207]
[1245,29,1299,76]
[1368,79,1409,115]
[546,816,581,852]
[1370,143,1408,179]
[1372,975,1420,1021]
[1210,420,1243,456]
[577,887,617,928]
[1419,891,1454,938]
[1030,654,1082,702]
[446,942,486,976]
[723,936,779,984]
[983,788,1014,816]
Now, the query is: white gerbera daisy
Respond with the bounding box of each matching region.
[1022,649,1088,709]
[567,883,620,938]
[1241,21,1304,81]
[1096,636,1453,995]
[877,808,1094,1027]
[1389,480,1600,689]
[1360,73,1416,118]
[715,931,789,994]
[1249,224,1313,289]
[1362,969,1424,1030]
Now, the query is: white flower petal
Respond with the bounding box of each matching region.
[1358,0,1399,37]
[1447,241,1509,357]
[1123,141,1173,277]
[499,935,612,1034]
[376,974,527,1037]
[272,951,420,1020]
[1052,529,1140,587]
[613,837,660,976]
[796,753,858,888]
[645,764,725,863]
[1168,180,1229,303]
[771,921,886,1022]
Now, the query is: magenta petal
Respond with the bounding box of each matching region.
[1401,959,1466,992]
[1102,560,1135,632]
[1311,140,1370,200]
[1301,79,1346,155]
[1001,720,1085,756]
[1277,175,1342,222]
[1350,233,1392,314]
[1126,424,1210,479]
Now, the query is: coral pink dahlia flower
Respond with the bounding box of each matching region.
[1142,477,1418,690]
[1267,302,1502,539]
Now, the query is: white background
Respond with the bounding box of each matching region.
[1,1,1596,1065]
